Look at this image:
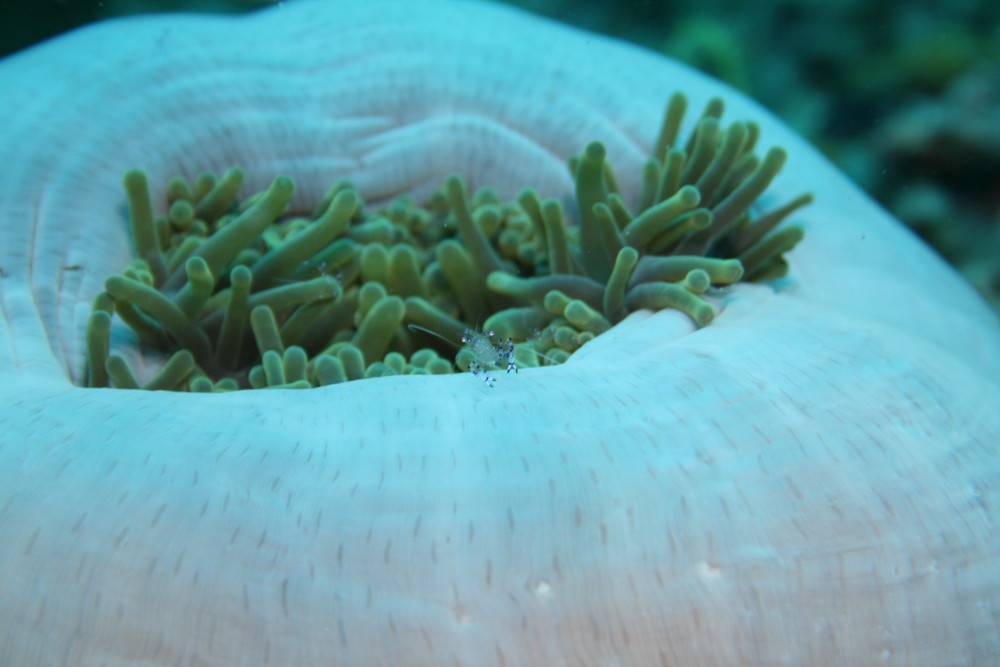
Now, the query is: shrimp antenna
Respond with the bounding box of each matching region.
[407,324,462,348]
[408,323,561,368]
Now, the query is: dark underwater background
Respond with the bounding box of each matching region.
[3,0,998,311]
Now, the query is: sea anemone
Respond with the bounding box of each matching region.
[1,1,998,665]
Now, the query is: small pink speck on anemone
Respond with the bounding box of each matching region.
[1,1,999,665]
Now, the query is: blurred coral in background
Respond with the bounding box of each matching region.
[3,0,997,309]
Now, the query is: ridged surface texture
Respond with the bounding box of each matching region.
[1,1,998,665]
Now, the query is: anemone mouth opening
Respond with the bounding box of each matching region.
[81,92,811,392]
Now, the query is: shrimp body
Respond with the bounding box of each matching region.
[461,329,516,388]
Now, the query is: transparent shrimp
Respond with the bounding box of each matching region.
[460,328,516,388]
[408,324,517,388]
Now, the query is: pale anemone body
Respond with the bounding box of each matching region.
[1,1,999,665]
